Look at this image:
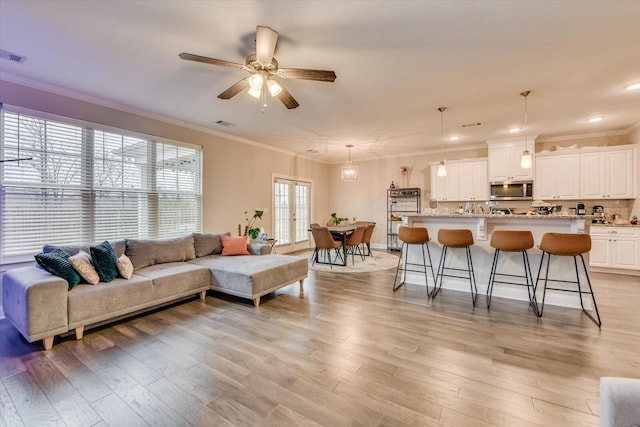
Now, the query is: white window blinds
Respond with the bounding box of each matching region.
[0,108,202,264]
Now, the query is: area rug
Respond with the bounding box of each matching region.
[295,250,399,273]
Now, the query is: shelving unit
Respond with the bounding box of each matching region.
[387,187,421,251]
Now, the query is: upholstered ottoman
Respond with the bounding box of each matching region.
[189,254,307,306]
[600,377,640,427]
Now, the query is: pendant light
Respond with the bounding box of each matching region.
[341,144,358,181]
[437,107,447,177]
[519,91,532,169]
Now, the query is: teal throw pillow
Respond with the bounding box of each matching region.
[90,240,119,282]
[35,248,81,290]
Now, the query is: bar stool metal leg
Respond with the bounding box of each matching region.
[534,232,602,327]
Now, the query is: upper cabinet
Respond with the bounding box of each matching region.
[580,148,635,199]
[535,153,580,200]
[487,138,535,182]
[431,159,488,202]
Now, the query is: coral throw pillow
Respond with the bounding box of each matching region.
[116,254,134,279]
[221,235,250,256]
[69,250,100,285]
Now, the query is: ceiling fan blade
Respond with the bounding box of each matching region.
[276,85,300,109]
[277,68,337,82]
[217,77,250,99]
[179,52,245,70]
[255,26,278,65]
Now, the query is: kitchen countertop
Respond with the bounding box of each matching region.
[408,213,595,220]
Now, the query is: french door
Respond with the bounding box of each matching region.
[273,176,312,253]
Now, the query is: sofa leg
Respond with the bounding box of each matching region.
[299,279,305,288]
[253,296,260,307]
[75,326,84,340]
[199,290,206,300]
[43,336,54,350]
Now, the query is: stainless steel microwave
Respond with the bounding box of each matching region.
[490,181,533,201]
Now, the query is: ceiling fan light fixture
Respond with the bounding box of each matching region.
[267,79,282,96]
[248,73,263,90]
[248,86,262,98]
[341,144,358,181]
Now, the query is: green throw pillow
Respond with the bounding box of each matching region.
[90,240,119,282]
[35,248,81,290]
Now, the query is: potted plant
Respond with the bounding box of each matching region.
[244,210,264,239]
[330,212,348,226]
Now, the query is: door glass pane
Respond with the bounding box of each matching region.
[274,182,290,244]
[295,183,310,242]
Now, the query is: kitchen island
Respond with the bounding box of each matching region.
[400,214,594,309]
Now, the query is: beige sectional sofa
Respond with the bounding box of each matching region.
[2,233,307,349]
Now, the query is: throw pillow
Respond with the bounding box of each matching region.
[90,240,119,282]
[69,250,100,285]
[221,235,250,256]
[34,249,81,290]
[116,254,134,280]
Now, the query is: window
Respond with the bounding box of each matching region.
[0,107,202,264]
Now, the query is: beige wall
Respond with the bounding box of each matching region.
[0,80,330,244]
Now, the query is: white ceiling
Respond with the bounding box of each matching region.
[1,0,639,163]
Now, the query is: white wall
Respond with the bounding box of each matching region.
[0,80,330,244]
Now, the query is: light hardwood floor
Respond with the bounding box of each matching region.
[1,259,639,426]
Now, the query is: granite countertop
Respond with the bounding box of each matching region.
[407,213,595,220]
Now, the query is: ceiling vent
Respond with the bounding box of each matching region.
[215,120,236,128]
[0,49,26,64]
[461,121,483,128]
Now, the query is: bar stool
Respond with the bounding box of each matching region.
[431,229,477,306]
[393,226,436,295]
[486,230,538,315]
[535,232,602,327]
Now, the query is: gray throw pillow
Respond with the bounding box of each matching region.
[193,232,230,257]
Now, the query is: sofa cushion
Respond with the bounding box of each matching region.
[34,249,81,290]
[193,232,230,257]
[189,254,307,298]
[221,235,250,256]
[135,262,210,299]
[126,235,196,270]
[90,241,119,282]
[43,240,126,257]
[69,250,100,285]
[67,275,154,326]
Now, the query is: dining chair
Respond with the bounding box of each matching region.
[311,227,344,269]
[344,225,366,265]
[360,223,375,256]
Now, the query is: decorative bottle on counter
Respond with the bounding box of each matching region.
[390,181,396,189]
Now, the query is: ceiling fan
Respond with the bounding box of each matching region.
[179,26,336,110]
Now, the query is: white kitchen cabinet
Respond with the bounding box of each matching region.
[581,148,634,199]
[487,138,535,182]
[590,226,639,272]
[431,159,488,202]
[458,160,489,201]
[534,153,580,200]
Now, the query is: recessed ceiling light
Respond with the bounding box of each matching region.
[587,117,603,123]
[509,127,521,133]
[448,136,460,141]
[626,83,640,91]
